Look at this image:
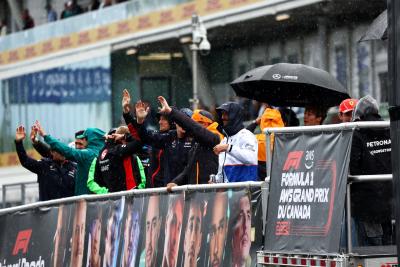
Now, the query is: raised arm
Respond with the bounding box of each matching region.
[30,126,52,158]
[15,126,45,174]
[158,96,220,148]
[35,120,90,162]
[134,100,172,148]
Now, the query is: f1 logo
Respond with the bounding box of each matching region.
[12,229,32,255]
[283,151,304,171]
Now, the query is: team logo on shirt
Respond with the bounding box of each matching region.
[101,149,108,160]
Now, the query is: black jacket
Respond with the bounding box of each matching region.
[15,140,76,201]
[93,137,145,192]
[350,111,392,221]
[123,111,193,187]
[169,108,220,185]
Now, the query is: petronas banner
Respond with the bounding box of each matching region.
[265,130,353,253]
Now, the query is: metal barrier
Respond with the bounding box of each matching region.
[1,181,38,208]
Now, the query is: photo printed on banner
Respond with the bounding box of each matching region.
[179,191,207,267]
[206,190,229,267]
[119,195,144,267]
[161,193,184,267]
[52,203,74,267]
[71,200,87,267]
[138,193,167,267]
[86,201,105,267]
[225,189,253,267]
[102,197,125,267]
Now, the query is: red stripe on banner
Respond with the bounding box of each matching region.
[320,259,326,266]
[310,259,316,266]
[291,258,297,265]
[264,256,269,263]
[123,156,136,189]
[301,259,307,265]
[282,257,288,264]
[273,257,278,264]
[330,261,336,267]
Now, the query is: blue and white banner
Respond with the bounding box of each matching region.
[8,67,111,104]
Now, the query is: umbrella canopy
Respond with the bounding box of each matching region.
[359,10,387,42]
[231,63,350,107]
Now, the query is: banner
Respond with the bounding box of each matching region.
[8,67,111,104]
[264,130,353,253]
[0,186,263,267]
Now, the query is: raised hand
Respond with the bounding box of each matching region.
[15,125,26,141]
[30,126,38,143]
[157,96,172,115]
[135,101,150,124]
[34,120,46,137]
[122,89,131,113]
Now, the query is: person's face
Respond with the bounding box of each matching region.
[176,124,186,137]
[53,206,64,266]
[184,203,202,267]
[221,111,229,126]
[232,196,251,266]
[72,201,86,267]
[339,111,353,123]
[122,210,133,267]
[51,150,65,162]
[209,193,228,267]
[104,210,117,267]
[198,121,211,128]
[75,138,87,149]
[146,196,161,267]
[159,116,170,132]
[90,219,101,267]
[304,107,322,126]
[163,197,184,267]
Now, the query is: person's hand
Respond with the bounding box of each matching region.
[122,89,131,113]
[135,101,150,124]
[112,133,125,142]
[213,144,229,155]
[15,125,26,141]
[157,96,172,115]
[105,134,115,141]
[34,120,46,137]
[30,126,38,144]
[166,182,177,193]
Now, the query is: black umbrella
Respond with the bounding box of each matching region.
[231,63,350,107]
[359,10,387,42]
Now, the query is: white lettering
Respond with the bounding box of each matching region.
[277,205,311,219]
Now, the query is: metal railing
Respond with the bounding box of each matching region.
[0,181,264,215]
[1,181,38,208]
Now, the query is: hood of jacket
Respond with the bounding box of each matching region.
[216,102,244,136]
[83,128,106,151]
[206,122,224,141]
[352,95,382,122]
[260,108,284,130]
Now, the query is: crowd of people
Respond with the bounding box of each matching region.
[0,0,129,35]
[15,90,392,202]
[14,89,394,251]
